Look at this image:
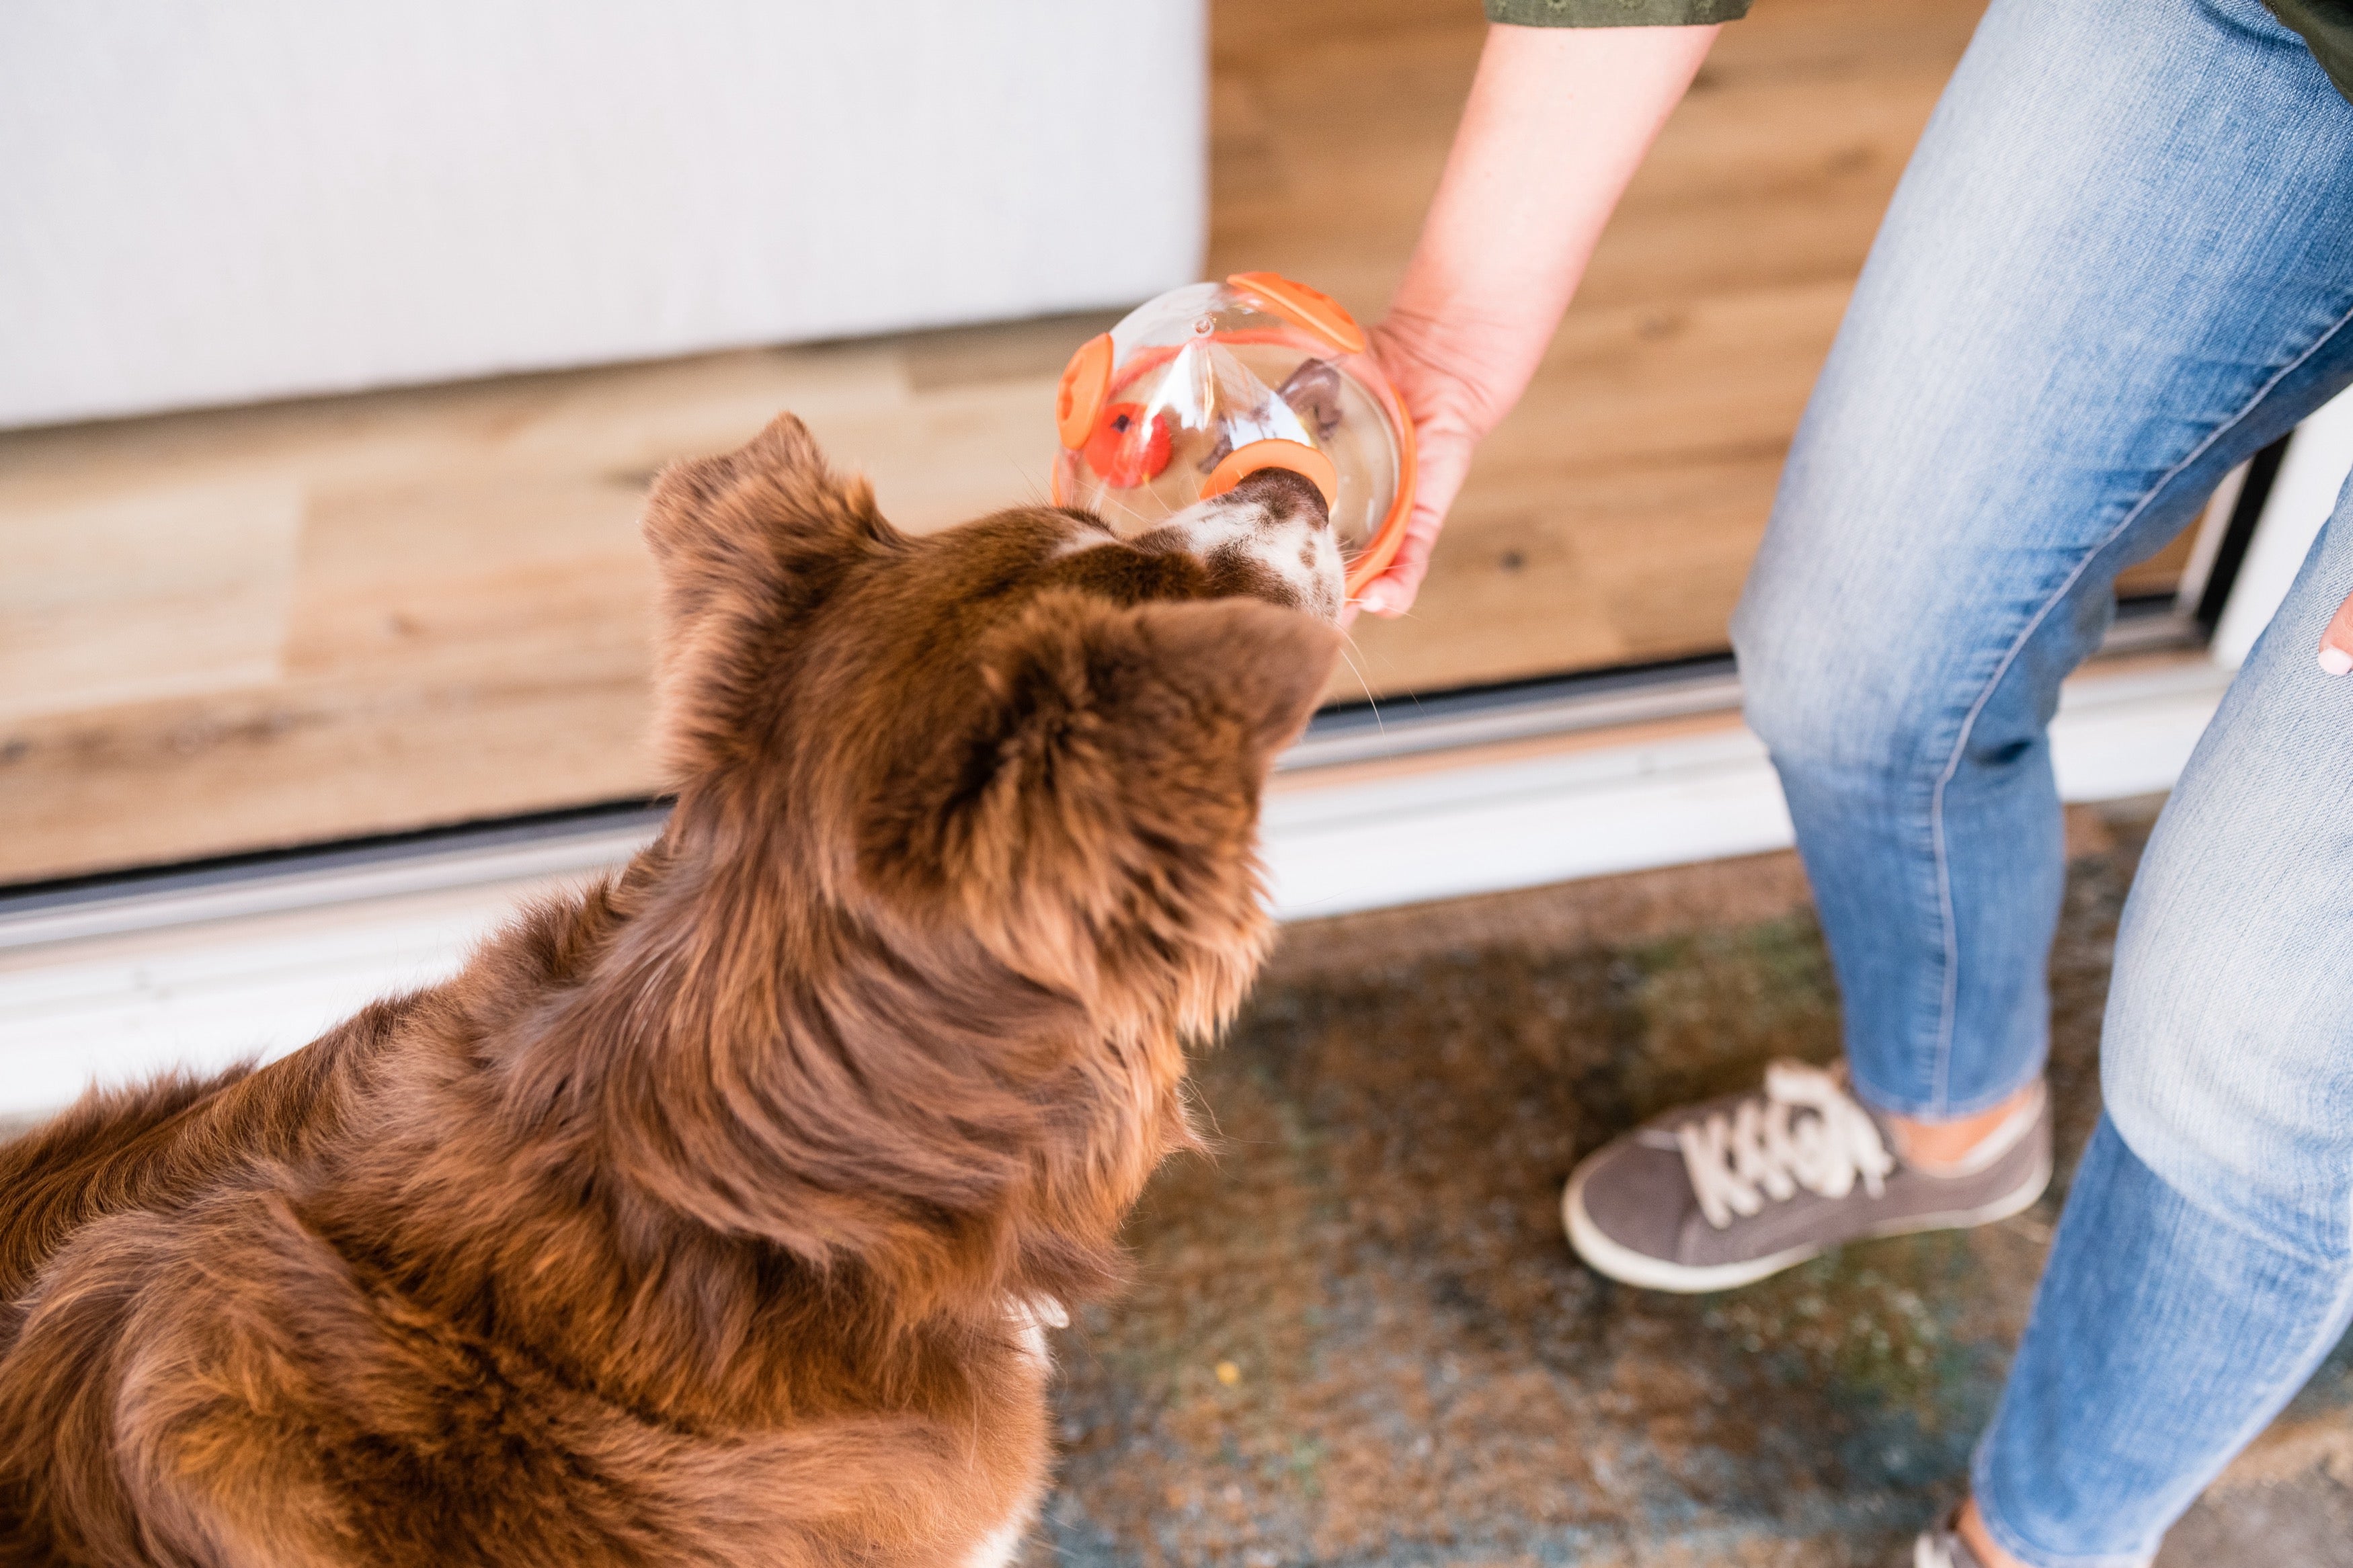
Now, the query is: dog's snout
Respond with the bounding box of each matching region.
[1224,465,1331,528]
[1133,462,1347,620]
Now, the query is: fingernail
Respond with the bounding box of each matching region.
[2322,645,2353,676]
[1359,591,1390,614]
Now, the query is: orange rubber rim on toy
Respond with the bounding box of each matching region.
[1201,439,1340,508]
[1225,272,1366,356]
[1345,401,1416,598]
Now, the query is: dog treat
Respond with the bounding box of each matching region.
[1051,272,1415,597]
[1276,358,1346,443]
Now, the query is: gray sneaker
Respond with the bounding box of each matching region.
[1913,1510,1989,1567]
[1562,1061,2050,1294]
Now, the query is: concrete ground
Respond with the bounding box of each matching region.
[1041,800,2353,1567]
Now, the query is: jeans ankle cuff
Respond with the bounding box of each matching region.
[1969,1452,2157,1568]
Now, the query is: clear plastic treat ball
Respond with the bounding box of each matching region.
[1051,272,1416,597]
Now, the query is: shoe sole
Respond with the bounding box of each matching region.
[1560,1143,2053,1296]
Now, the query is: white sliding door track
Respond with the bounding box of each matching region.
[1267,651,2223,921]
[0,809,672,954]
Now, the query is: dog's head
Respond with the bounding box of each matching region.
[624,414,1341,1292]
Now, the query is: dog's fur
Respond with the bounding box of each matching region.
[0,414,1343,1567]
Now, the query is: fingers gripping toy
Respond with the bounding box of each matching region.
[1051,272,1416,597]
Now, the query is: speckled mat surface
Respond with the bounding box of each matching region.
[1040,801,2353,1567]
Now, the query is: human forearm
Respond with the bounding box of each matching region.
[1384,22,1718,436]
[1384,21,1722,432]
[1351,21,1717,617]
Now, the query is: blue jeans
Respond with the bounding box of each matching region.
[1729,0,2353,1561]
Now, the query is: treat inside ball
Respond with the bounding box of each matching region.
[1051,272,1415,595]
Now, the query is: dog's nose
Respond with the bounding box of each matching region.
[1224,465,1331,529]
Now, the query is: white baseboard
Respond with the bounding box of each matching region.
[1263,725,1796,923]
[1265,655,2223,921]
[0,657,2232,1120]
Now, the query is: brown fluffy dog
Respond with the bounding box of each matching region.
[0,414,1343,1567]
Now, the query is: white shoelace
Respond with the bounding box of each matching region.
[1674,1061,1896,1230]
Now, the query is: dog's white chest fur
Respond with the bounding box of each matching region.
[963,1296,1066,1567]
[963,1514,1030,1568]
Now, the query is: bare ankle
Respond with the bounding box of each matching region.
[1886,1081,2044,1171]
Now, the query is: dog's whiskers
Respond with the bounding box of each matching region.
[1334,635,1385,739]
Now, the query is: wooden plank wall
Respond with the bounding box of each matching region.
[9,0,2166,884]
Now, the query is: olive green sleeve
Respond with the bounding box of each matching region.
[2264,1,2353,103]
[1484,0,1751,24]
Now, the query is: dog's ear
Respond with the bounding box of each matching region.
[642,413,898,780]
[869,589,1341,1013]
[642,411,889,622]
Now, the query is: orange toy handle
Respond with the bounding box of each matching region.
[1054,333,1113,450]
[1200,439,1339,508]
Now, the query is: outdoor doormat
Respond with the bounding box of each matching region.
[1040,801,2353,1567]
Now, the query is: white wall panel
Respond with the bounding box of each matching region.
[0,2,1205,427]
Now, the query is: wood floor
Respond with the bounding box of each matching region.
[5,0,2185,883]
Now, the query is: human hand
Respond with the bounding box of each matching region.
[2322,589,2353,675]
[1347,317,1496,624]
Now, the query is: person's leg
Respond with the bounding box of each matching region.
[1734,0,2353,1126]
[1563,0,2353,1295]
[1966,487,2353,1567]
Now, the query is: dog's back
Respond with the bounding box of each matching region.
[0,415,1341,1567]
[0,1007,414,1563]
[1,913,1060,1567]
[0,1016,386,1315]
